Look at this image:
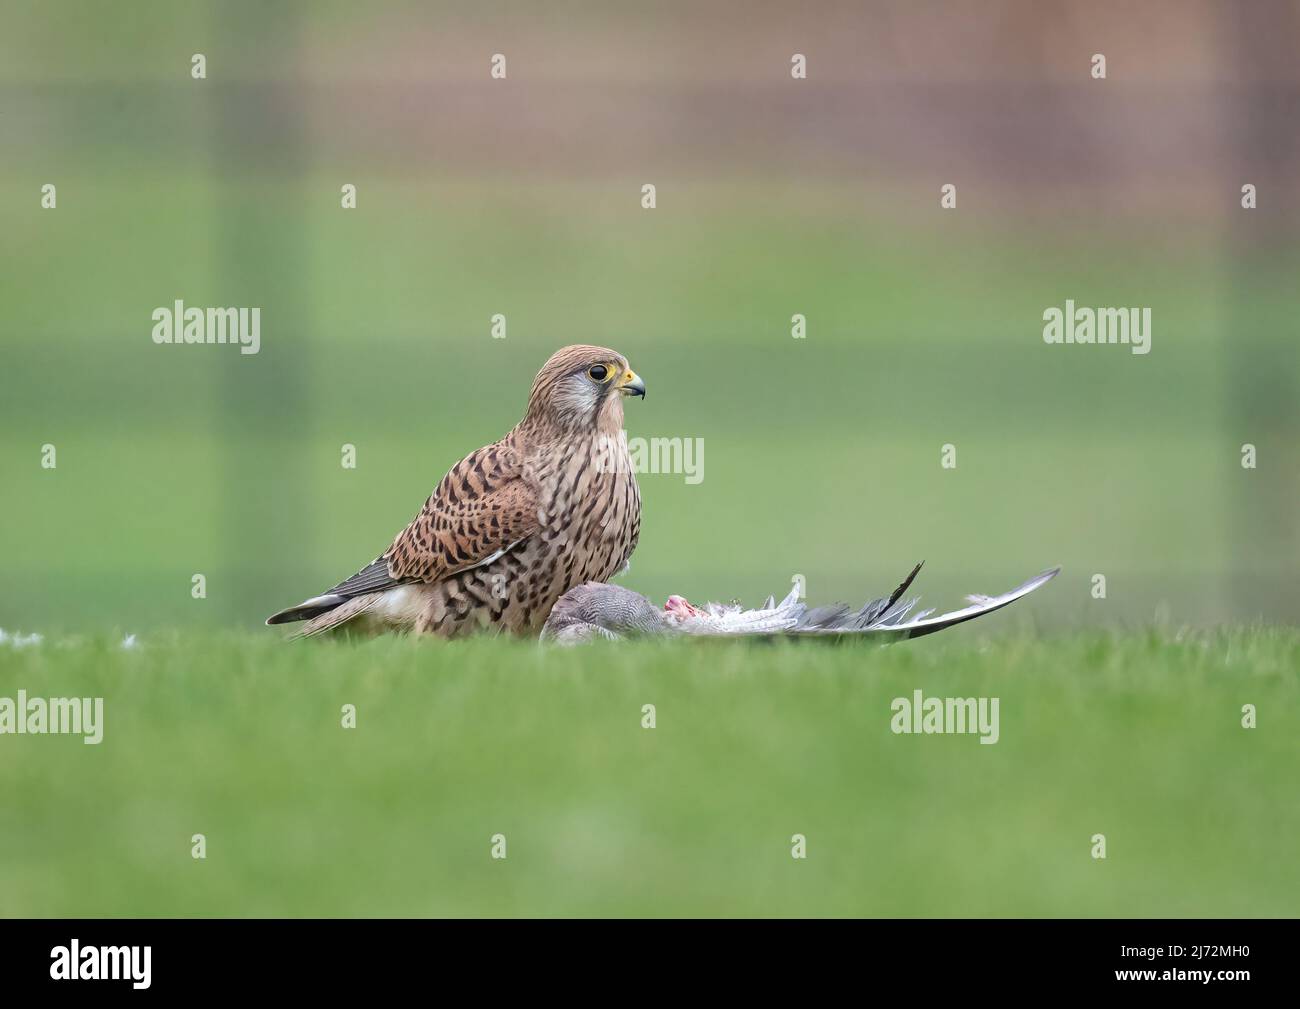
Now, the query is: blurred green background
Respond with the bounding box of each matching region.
[2,0,1297,632]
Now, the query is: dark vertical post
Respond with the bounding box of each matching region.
[209,4,313,624]
[1224,2,1300,618]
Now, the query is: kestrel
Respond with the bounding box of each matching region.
[267,345,645,637]
[540,564,1060,643]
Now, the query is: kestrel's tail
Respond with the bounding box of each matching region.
[265,595,348,625]
[266,557,408,631]
[285,593,385,639]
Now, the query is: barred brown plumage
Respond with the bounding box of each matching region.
[265,345,645,638]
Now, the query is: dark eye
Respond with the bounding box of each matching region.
[588,364,609,382]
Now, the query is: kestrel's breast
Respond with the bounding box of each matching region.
[416,436,641,636]
[524,438,641,623]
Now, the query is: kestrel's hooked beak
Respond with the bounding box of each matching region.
[618,367,646,398]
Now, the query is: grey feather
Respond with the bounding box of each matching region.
[786,567,1058,640]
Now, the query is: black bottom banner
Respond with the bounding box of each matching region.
[0,918,1277,995]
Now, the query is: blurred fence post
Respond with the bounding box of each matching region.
[210,3,313,624]
[1225,1,1300,616]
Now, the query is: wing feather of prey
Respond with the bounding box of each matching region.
[677,607,802,635]
[673,566,1059,640]
[791,567,1061,640]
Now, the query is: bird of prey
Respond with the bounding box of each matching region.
[266,345,646,637]
[540,564,1060,644]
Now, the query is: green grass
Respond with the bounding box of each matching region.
[2,628,1297,917]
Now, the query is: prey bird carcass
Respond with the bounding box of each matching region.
[540,564,1061,644]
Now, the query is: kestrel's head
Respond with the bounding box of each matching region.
[524,344,645,432]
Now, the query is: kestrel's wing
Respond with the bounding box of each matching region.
[383,442,538,583]
[266,442,537,626]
